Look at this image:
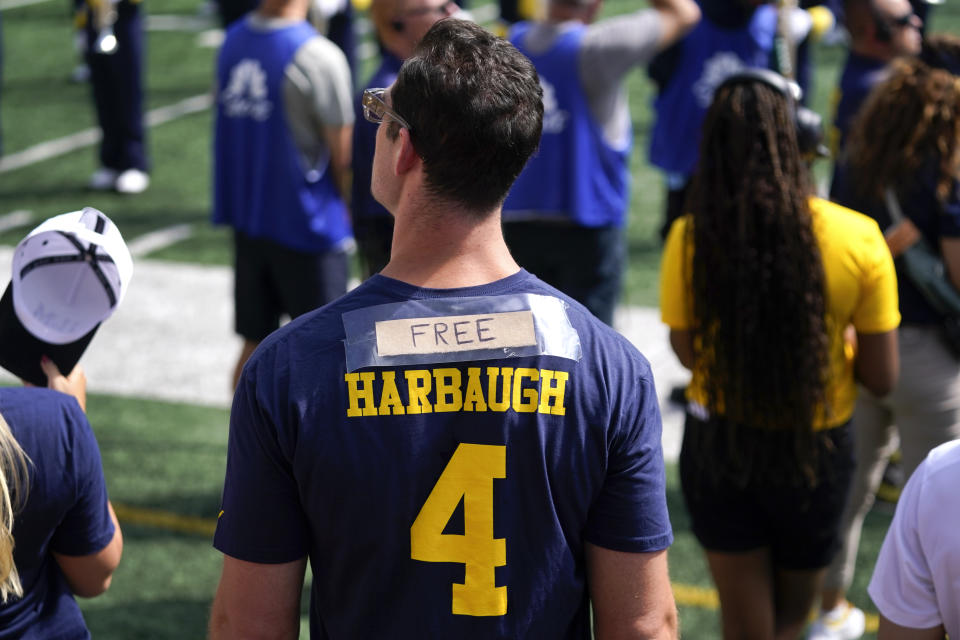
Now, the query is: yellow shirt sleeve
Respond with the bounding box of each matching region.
[851,217,901,334]
[659,215,693,330]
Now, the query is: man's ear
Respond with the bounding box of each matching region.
[394,128,420,176]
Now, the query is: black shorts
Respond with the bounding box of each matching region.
[678,412,855,570]
[234,231,349,342]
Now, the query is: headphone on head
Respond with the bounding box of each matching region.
[715,68,828,159]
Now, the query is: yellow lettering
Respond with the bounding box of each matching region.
[486,367,513,412]
[433,368,463,412]
[512,368,539,413]
[463,367,487,412]
[538,369,568,415]
[345,372,378,417]
[405,370,433,414]
[378,371,406,416]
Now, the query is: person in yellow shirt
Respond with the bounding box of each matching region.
[659,69,900,640]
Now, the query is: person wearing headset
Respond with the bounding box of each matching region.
[827,0,922,197]
[660,69,900,640]
[350,0,460,279]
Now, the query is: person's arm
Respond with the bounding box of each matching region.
[668,329,694,370]
[649,0,701,50]
[208,555,307,640]
[324,123,353,203]
[587,545,678,640]
[876,615,946,640]
[855,330,899,397]
[940,237,960,292]
[41,358,86,412]
[51,501,123,598]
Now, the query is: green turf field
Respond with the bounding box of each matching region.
[2,0,958,636]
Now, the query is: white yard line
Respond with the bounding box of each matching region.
[0,0,53,11]
[145,14,216,32]
[0,94,213,175]
[126,224,195,258]
[0,210,33,234]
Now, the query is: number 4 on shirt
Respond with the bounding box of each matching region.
[410,443,507,616]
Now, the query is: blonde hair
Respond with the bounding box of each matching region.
[0,413,30,603]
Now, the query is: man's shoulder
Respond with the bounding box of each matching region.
[294,32,349,72]
[920,440,960,487]
[528,278,653,378]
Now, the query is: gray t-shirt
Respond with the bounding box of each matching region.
[518,11,663,147]
[246,15,355,167]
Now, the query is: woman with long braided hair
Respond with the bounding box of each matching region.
[819,36,960,636]
[660,70,900,639]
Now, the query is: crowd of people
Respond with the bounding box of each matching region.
[1,0,960,637]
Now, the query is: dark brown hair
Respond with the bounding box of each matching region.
[686,79,830,487]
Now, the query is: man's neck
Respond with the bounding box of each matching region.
[380,200,521,289]
[257,0,308,20]
[546,7,589,24]
[850,40,894,62]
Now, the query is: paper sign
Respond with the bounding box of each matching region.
[376,311,536,357]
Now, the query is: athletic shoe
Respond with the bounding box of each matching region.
[807,601,866,640]
[88,168,119,191]
[114,169,150,195]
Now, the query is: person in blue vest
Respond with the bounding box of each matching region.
[826,0,922,197]
[649,0,815,241]
[217,0,359,85]
[213,0,354,389]
[209,19,678,638]
[351,0,458,279]
[501,0,700,326]
[79,0,150,194]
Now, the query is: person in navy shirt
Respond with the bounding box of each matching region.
[814,40,960,640]
[79,0,150,194]
[210,19,677,639]
[0,361,123,640]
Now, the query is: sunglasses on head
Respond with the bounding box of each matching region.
[361,88,414,131]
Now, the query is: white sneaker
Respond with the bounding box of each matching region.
[114,169,150,195]
[807,602,866,640]
[89,168,118,191]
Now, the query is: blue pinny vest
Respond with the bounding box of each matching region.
[503,22,631,228]
[213,19,351,252]
[648,5,777,177]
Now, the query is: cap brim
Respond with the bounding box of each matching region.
[0,283,98,387]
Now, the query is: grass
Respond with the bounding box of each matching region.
[3,0,955,637]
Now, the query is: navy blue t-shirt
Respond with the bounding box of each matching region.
[215,270,672,638]
[833,162,960,324]
[828,52,889,197]
[0,388,115,640]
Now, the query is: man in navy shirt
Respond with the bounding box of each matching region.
[210,18,676,639]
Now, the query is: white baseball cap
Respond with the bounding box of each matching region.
[0,207,132,385]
